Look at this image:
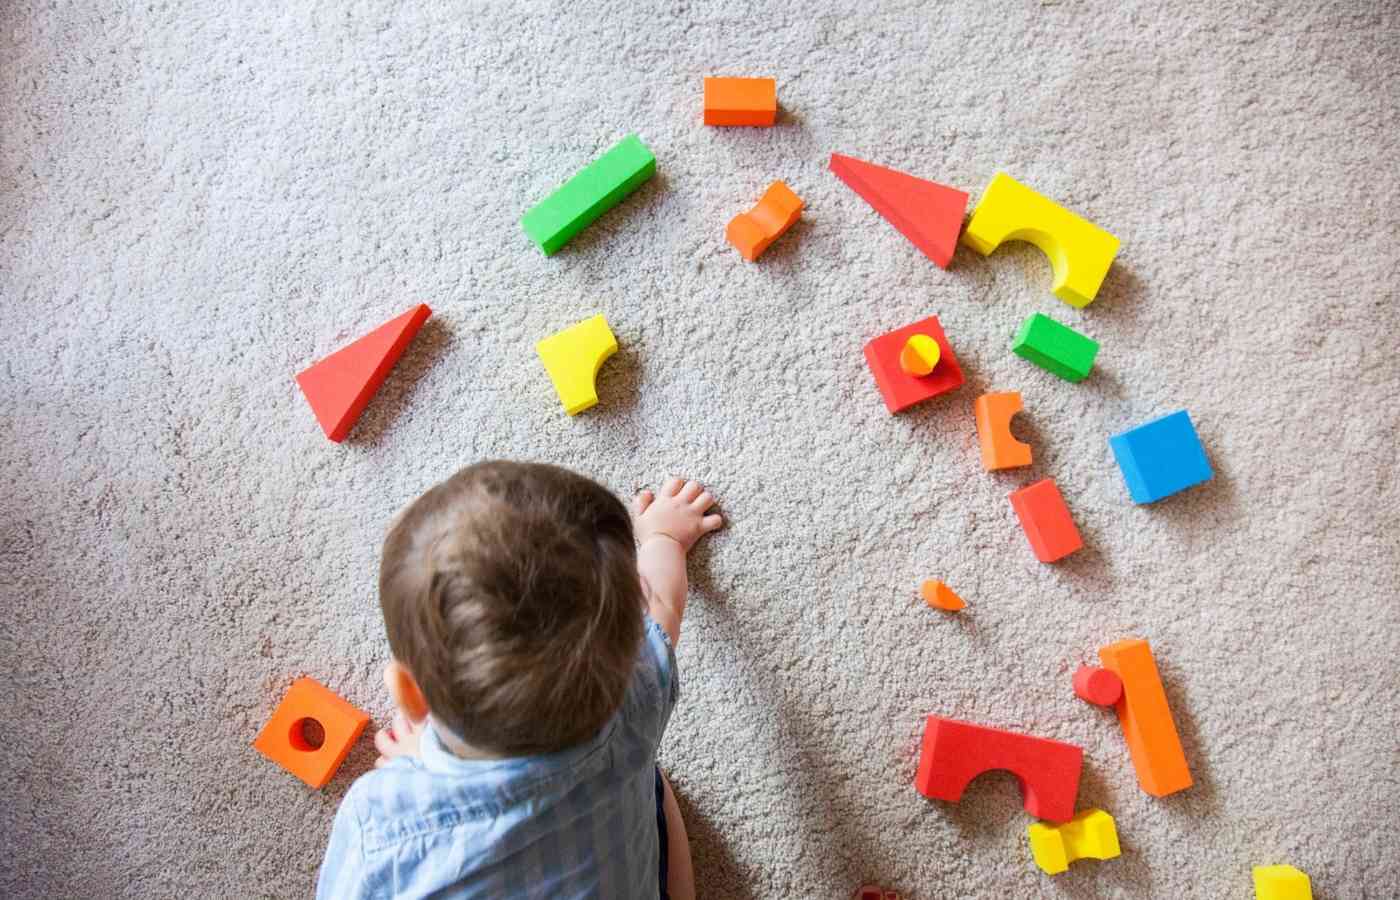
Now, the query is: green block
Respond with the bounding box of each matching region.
[1012,313,1099,382]
[521,134,656,255]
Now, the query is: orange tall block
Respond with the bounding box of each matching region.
[1009,479,1082,562]
[727,181,803,261]
[295,304,432,442]
[254,677,370,789]
[703,77,777,126]
[1099,639,1193,797]
[974,392,1032,470]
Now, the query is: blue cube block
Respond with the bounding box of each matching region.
[1109,410,1213,504]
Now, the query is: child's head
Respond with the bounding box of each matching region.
[379,461,644,755]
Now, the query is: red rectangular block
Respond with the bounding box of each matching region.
[1009,478,1083,562]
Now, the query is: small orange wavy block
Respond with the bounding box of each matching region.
[726,181,803,261]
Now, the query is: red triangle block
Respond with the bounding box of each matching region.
[295,304,432,442]
[829,153,969,268]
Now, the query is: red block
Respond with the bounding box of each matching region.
[830,153,969,268]
[295,304,432,442]
[863,316,964,414]
[914,716,1083,823]
[1009,478,1083,562]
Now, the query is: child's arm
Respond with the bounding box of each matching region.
[632,478,722,646]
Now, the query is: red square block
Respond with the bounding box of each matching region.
[863,316,964,413]
[1009,478,1083,562]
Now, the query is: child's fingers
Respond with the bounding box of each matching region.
[678,480,703,502]
[691,491,714,511]
[661,477,684,497]
[633,489,655,516]
[702,513,723,532]
[374,728,397,757]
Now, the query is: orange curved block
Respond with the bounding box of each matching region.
[253,677,370,789]
[1099,639,1193,797]
[920,580,966,611]
[974,391,1032,470]
[727,181,803,261]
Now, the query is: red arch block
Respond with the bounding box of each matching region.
[915,716,1083,823]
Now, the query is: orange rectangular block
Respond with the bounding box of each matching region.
[254,677,370,789]
[704,77,777,126]
[1099,639,1193,797]
[1009,478,1082,562]
[974,391,1032,470]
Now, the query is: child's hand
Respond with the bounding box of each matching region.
[633,478,722,553]
[373,710,428,768]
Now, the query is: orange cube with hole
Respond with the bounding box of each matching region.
[254,677,370,789]
[974,391,1032,470]
[703,77,777,126]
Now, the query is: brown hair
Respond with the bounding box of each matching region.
[379,461,644,755]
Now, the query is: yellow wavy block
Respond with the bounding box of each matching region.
[1027,808,1121,875]
[962,173,1120,308]
[1253,865,1313,900]
[535,314,618,415]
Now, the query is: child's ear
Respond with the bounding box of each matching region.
[383,660,431,724]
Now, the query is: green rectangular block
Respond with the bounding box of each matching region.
[1012,313,1099,382]
[521,134,656,255]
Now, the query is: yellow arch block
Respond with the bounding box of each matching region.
[1253,865,1312,900]
[962,173,1120,308]
[535,314,618,415]
[1027,808,1121,875]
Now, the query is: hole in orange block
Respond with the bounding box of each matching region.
[290,717,327,752]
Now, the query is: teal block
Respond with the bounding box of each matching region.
[521,134,656,255]
[1012,313,1099,382]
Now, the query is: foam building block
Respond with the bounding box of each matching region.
[703,77,777,126]
[1072,665,1124,707]
[900,334,941,375]
[1099,638,1193,797]
[915,716,1084,823]
[962,173,1120,308]
[1009,479,1083,562]
[974,392,1032,470]
[295,304,432,442]
[1109,410,1213,504]
[920,580,966,611]
[828,153,969,268]
[521,134,656,255]
[1253,865,1313,900]
[1027,808,1122,875]
[727,181,803,261]
[535,314,618,415]
[863,316,964,413]
[1012,313,1099,382]
[852,887,900,900]
[253,677,370,789]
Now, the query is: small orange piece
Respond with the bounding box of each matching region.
[726,181,803,261]
[254,677,370,789]
[974,391,1032,470]
[1099,639,1193,797]
[703,77,777,126]
[920,580,966,611]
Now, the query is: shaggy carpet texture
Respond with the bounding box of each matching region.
[3,2,1398,898]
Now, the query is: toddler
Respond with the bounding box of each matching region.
[317,461,721,899]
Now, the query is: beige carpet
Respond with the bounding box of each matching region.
[3,1,1398,897]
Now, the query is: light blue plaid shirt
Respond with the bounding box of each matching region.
[317,616,678,899]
